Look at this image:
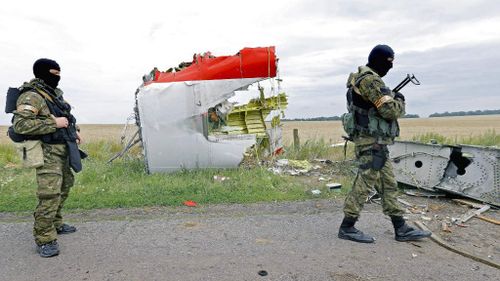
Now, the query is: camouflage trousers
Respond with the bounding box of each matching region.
[34,143,74,245]
[343,144,404,219]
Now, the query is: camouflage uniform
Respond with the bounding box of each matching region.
[12,79,75,246]
[343,66,405,219]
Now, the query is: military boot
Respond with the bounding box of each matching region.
[37,240,59,258]
[56,223,77,234]
[391,216,432,242]
[338,216,375,243]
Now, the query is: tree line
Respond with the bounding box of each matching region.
[429,109,500,118]
[283,109,500,121]
[283,114,420,121]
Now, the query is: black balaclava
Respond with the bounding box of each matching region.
[367,44,394,77]
[33,58,61,89]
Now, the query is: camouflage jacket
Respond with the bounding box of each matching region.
[348,66,405,146]
[12,79,66,136]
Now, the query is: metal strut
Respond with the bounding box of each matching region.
[107,129,141,163]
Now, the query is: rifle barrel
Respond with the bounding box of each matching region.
[393,74,411,92]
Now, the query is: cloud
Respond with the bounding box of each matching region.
[1,0,499,125]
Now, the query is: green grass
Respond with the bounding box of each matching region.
[0,141,337,212]
[282,138,351,160]
[2,130,496,213]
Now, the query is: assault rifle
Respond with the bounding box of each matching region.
[393,74,420,93]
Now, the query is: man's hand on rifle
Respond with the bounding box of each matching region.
[76,131,83,144]
[394,92,405,101]
[52,115,69,128]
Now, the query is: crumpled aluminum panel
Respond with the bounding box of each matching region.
[389,141,451,190]
[389,141,500,206]
[137,78,261,173]
[436,145,500,206]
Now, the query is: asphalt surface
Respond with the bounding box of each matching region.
[0,200,498,281]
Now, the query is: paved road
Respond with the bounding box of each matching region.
[0,200,498,281]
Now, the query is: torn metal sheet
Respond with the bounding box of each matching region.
[134,47,286,173]
[438,144,499,206]
[389,141,499,206]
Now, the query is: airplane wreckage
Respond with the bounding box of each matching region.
[111,46,498,207]
[389,141,499,207]
[111,46,288,173]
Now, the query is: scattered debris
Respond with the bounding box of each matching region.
[287,160,313,171]
[183,222,199,228]
[258,270,268,277]
[421,216,432,221]
[183,200,197,207]
[452,199,500,225]
[415,221,500,270]
[310,189,321,196]
[397,198,415,208]
[256,238,273,245]
[213,175,230,182]
[404,190,446,198]
[410,242,422,248]
[476,215,500,225]
[460,205,490,223]
[452,199,484,209]
[275,159,289,166]
[390,141,500,206]
[313,159,333,165]
[441,222,452,233]
[270,159,314,176]
[326,183,342,191]
[330,142,345,148]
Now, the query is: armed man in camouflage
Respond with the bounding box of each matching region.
[11,58,82,257]
[338,45,431,243]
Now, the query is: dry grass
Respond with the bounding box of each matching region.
[0,124,136,145]
[1,115,499,145]
[281,115,500,145]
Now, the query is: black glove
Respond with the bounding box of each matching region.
[394,92,405,101]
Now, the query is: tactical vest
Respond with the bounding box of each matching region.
[342,71,399,141]
[7,82,84,172]
[7,83,78,145]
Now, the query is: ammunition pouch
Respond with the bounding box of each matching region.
[13,140,44,168]
[366,110,400,138]
[5,87,21,113]
[341,112,356,137]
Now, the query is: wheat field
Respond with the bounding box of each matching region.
[280,115,500,145]
[1,115,499,145]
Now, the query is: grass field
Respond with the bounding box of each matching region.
[2,115,499,145]
[280,115,500,145]
[0,115,499,212]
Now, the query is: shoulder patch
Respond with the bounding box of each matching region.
[374,95,393,108]
[17,91,47,112]
[17,104,39,114]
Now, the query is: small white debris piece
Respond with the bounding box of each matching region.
[276,159,289,166]
[213,175,230,182]
[326,183,342,190]
[311,189,321,195]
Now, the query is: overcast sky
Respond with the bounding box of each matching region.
[1,0,499,124]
